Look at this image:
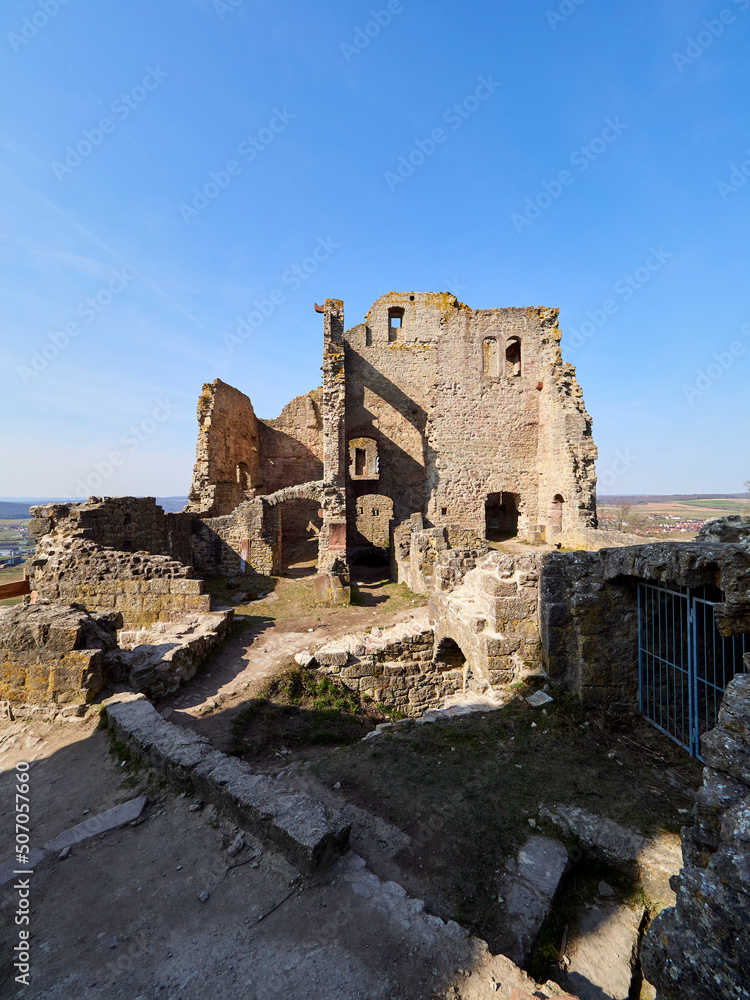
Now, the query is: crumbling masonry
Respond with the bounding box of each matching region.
[185,292,600,594]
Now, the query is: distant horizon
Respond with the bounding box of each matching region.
[1,492,747,503]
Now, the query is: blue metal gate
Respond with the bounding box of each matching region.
[638,581,749,759]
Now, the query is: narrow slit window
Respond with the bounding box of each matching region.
[355,448,367,477]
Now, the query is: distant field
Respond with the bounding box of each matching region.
[597,495,748,539]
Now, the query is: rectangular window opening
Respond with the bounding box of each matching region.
[355,448,367,477]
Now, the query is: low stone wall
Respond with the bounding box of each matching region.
[540,536,750,709]
[108,610,234,699]
[393,520,489,596]
[29,497,193,565]
[28,536,209,630]
[106,695,350,871]
[0,603,121,706]
[313,613,467,714]
[642,668,750,999]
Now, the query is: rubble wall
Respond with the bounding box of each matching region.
[27,499,209,630]
[29,497,193,565]
[393,519,489,596]
[642,669,750,999]
[0,603,121,705]
[314,615,465,714]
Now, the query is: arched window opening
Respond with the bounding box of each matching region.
[549,494,565,533]
[236,462,251,492]
[482,337,498,377]
[506,337,522,378]
[434,637,467,672]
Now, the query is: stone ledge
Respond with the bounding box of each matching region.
[105,695,350,871]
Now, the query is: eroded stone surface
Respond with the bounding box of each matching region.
[0,602,120,706]
[497,835,569,967]
[106,695,350,871]
[564,902,644,1000]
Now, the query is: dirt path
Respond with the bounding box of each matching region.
[156,564,427,751]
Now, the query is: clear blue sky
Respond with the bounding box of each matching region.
[2,0,749,498]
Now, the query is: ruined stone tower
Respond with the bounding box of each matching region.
[185,292,598,597]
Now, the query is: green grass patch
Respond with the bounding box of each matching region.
[230,664,394,759]
[305,695,702,950]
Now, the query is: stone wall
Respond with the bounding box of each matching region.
[393,518,489,596]
[344,292,598,541]
[0,603,121,706]
[30,497,193,566]
[540,530,750,709]
[27,499,209,630]
[187,379,261,516]
[430,551,543,693]
[28,536,209,630]
[313,614,466,714]
[259,389,323,494]
[642,669,750,999]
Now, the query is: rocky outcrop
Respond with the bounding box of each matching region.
[641,669,750,999]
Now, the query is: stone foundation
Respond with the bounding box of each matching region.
[0,603,121,706]
[313,612,466,713]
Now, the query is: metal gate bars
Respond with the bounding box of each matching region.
[637,581,749,759]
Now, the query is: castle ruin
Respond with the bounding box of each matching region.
[185,292,600,598]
